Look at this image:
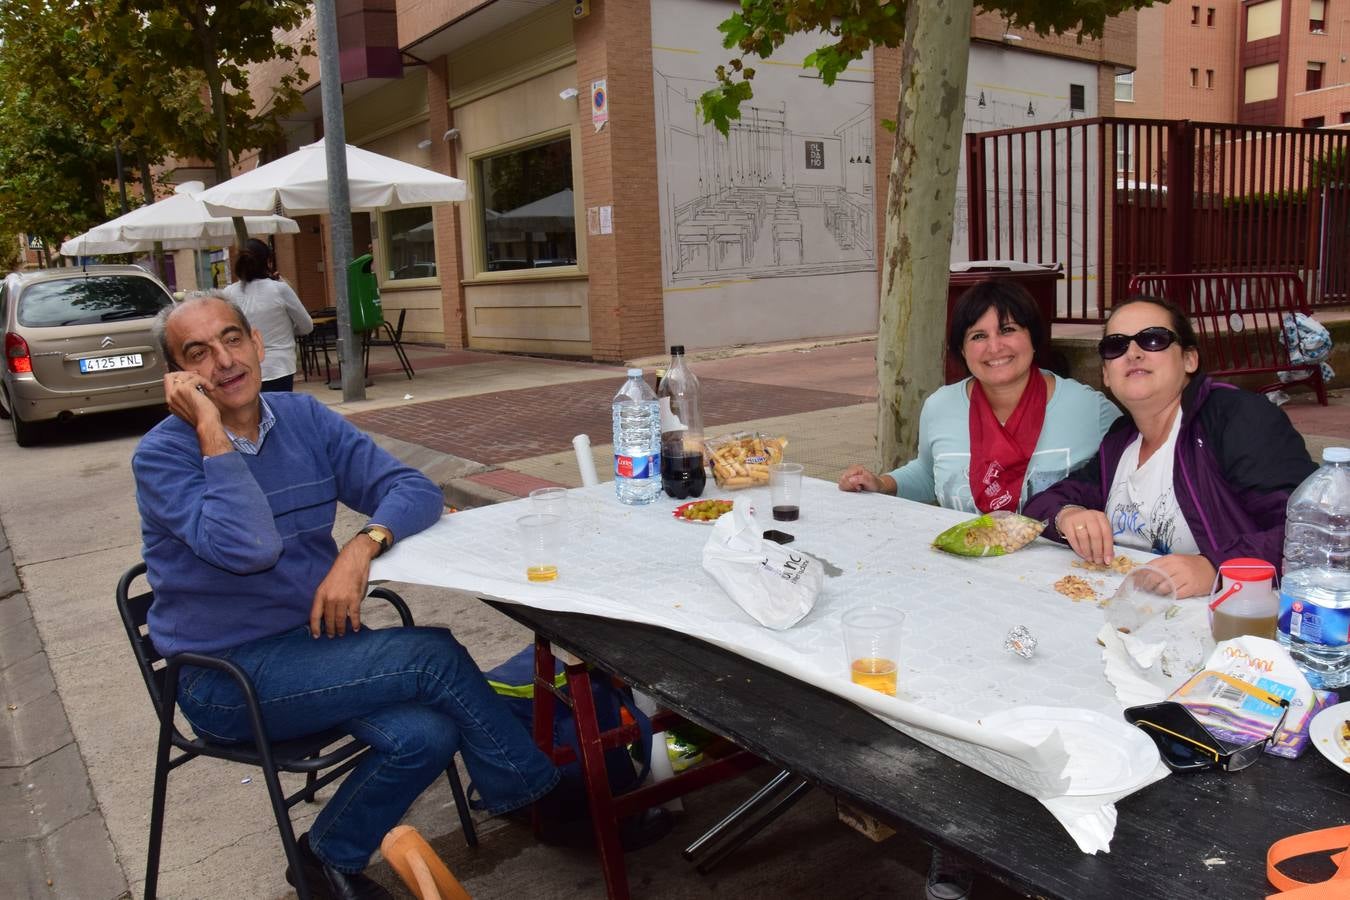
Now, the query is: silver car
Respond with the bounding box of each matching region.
[0,265,174,446]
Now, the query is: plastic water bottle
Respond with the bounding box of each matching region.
[1278,446,1350,688]
[611,368,661,505]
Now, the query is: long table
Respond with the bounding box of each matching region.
[486,600,1346,899]
[372,481,1349,897]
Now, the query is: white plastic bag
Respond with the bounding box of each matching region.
[701,498,822,630]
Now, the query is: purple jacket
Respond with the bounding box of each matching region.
[1023,374,1315,570]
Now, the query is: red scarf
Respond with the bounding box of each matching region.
[967,373,1048,513]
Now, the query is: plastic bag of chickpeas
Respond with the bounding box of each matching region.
[932,511,1044,558]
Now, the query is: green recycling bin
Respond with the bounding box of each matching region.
[347,253,384,334]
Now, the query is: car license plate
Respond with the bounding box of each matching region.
[79,353,143,373]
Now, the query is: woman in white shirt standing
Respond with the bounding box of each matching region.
[222,239,313,392]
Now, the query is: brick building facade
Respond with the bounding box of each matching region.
[187,0,1134,362]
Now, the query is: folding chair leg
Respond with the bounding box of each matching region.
[445,762,478,848]
[303,769,319,803]
[261,762,311,900]
[383,323,415,380]
[143,710,177,899]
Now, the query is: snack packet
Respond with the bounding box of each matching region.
[1169,636,1339,759]
[706,431,787,489]
[932,511,1044,558]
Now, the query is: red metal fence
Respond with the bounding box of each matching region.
[965,118,1350,322]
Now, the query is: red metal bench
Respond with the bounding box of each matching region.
[1126,272,1328,406]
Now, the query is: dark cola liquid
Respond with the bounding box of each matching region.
[773,505,800,521]
[662,452,707,499]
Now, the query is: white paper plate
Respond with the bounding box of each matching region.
[980,705,1160,796]
[1308,701,1350,775]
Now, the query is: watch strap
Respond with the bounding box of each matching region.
[359,524,392,556]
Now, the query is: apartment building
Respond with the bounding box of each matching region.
[197,0,1134,361]
[1126,0,1350,128]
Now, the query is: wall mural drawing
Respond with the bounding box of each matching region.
[650,0,876,289]
[655,71,874,284]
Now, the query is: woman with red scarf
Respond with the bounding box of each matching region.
[839,280,1120,515]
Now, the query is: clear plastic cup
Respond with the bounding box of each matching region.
[1104,563,1178,635]
[770,462,804,522]
[529,486,568,519]
[517,513,563,583]
[842,605,904,696]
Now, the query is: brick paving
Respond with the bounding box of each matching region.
[464,468,567,496]
[347,376,869,464]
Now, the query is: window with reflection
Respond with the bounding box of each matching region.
[383,207,437,281]
[478,136,577,273]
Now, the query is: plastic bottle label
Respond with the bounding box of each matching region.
[615,453,659,479]
[1279,589,1350,647]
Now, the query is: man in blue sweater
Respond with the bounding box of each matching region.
[133,295,557,900]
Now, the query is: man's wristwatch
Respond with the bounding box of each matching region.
[358,524,393,557]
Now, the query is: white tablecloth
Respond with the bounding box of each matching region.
[373,478,1171,851]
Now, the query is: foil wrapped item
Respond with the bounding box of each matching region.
[1004,624,1038,659]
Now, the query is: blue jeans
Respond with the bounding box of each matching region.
[177,625,558,872]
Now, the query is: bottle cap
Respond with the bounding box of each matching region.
[627,368,643,377]
[1218,558,1277,583]
[1323,447,1350,463]
[670,345,685,355]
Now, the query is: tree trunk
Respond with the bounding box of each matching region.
[195,2,249,247]
[875,0,973,470]
[137,147,168,281]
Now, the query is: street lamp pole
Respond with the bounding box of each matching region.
[314,0,364,402]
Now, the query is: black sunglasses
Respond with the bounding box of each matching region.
[1124,677,1290,774]
[1098,326,1180,360]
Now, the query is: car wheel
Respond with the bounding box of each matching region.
[3,388,36,447]
[10,409,38,446]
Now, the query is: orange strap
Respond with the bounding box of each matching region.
[1267,826,1350,898]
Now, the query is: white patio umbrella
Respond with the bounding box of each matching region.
[197,138,467,216]
[59,232,216,256]
[60,186,300,257]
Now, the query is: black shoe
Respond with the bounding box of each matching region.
[618,806,675,852]
[285,833,393,900]
[506,799,674,853]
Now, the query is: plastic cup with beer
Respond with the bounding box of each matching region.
[842,604,904,696]
[517,513,563,583]
[1208,558,1278,642]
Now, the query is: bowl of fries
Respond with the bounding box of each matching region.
[706,431,788,489]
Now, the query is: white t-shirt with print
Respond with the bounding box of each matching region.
[1104,410,1200,556]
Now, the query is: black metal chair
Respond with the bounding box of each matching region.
[299,319,338,383]
[116,562,477,900]
[363,308,415,380]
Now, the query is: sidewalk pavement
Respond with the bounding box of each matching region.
[302,336,1350,508]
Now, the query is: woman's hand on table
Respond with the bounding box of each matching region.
[1148,554,1218,599]
[838,465,895,495]
[1056,506,1115,566]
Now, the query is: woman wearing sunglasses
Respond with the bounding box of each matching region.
[839,279,1121,514]
[1024,296,1316,597]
